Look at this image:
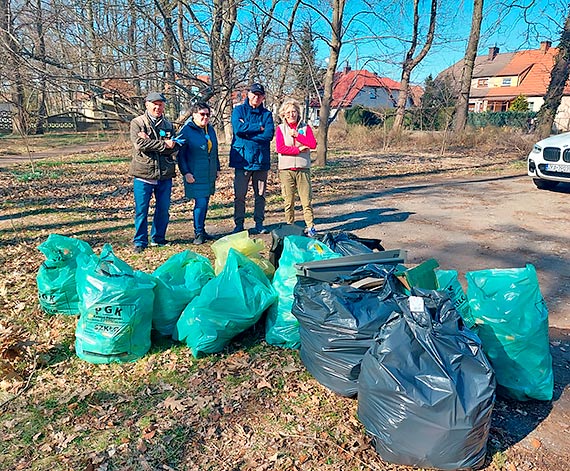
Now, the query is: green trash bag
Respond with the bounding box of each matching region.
[435,269,475,328]
[36,234,94,315]
[152,250,215,337]
[265,236,340,349]
[174,248,277,357]
[75,244,156,364]
[466,264,553,401]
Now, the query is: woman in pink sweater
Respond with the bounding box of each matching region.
[275,98,318,236]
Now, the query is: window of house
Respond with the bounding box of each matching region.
[501,77,512,86]
[488,101,509,112]
[369,88,377,99]
[477,78,489,87]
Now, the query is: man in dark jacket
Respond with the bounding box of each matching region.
[229,83,275,234]
[129,92,179,253]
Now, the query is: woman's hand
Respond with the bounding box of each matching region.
[185,173,195,184]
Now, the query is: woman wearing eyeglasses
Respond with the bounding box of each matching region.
[276,98,318,236]
[176,102,220,245]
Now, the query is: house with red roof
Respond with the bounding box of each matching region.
[438,41,570,131]
[308,65,421,125]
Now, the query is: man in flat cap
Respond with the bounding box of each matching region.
[129,92,179,253]
[229,82,275,234]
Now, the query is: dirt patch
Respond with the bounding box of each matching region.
[0,142,118,165]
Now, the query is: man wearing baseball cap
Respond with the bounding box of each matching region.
[129,92,179,253]
[229,82,275,234]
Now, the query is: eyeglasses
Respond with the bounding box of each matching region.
[285,110,298,115]
[198,112,210,117]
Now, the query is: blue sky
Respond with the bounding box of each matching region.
[317,0,568,85]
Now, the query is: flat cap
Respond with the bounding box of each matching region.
[145,92,167,102]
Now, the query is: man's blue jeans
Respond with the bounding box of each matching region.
[193,196,210,236]
[133,178,172,247]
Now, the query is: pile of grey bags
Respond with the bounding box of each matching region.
[292,264,496,470]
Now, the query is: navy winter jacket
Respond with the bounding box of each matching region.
[176,120,220,199]
[229,98,275,171]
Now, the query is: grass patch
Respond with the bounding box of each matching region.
[12,169,64,182]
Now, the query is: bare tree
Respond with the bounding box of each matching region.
[247,0,278,82]
[312,0,347,167]
[211,0,238,141]
[0,0,27,133]
[536,5,570,139]
[181,0,239,140]
[127,0,141,100]
[274,0,302,102]
[153,0,177,112]
[390,0,437,136]
[452,0,484,132]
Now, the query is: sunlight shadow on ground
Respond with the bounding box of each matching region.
[316,208,413,232]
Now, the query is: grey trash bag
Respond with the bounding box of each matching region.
[357,288,496,470]
[317,230,384,256]
[291,264,405,397]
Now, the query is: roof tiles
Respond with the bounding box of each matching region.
[331,69,402,107]
[439,43,570,100]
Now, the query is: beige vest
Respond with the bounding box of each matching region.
[278,122,311,170]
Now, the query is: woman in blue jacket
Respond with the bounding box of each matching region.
[176,102,220,245]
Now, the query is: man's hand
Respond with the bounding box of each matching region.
[164,139,175,149]
[185,173,195,183]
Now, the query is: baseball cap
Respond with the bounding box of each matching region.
[249,83,265,95]
[145,92,167,103]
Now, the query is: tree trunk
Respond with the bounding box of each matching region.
[35,0,48,135]
[536,7,570,139]
[211,0,237,143]
[390,0,437,136]
[316,0,346,167]
[275,0,301,103]
[128,0,141,101]
[452,0,484,132]
[392,67,412,133]
[1,0,28,134]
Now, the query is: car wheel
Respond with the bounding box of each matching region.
[533,178,559,190]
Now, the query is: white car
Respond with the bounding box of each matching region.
[528,132,570,190]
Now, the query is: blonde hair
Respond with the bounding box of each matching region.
[279,98,301,122]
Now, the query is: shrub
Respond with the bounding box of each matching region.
[344,106,382,127]
[467,111,536,131]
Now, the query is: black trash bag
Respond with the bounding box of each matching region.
[268,223,306,268]
[318,230,384,256]
[292,264,405,397]
[357,288,496,470]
